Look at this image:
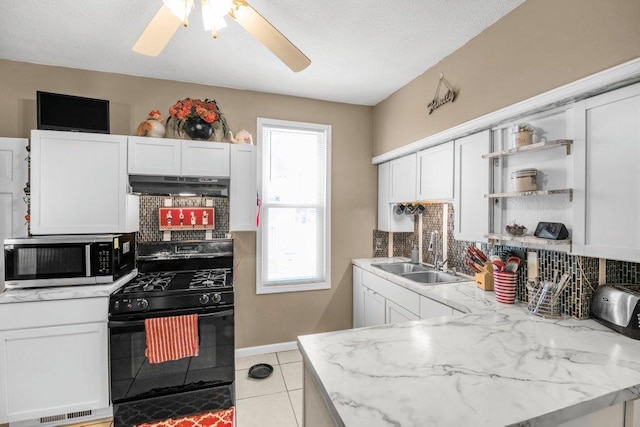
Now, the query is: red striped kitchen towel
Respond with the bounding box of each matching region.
[144,314,199,364]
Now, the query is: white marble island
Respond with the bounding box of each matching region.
[298,260,640,426]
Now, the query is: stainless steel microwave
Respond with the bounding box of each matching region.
[4,233,135,289]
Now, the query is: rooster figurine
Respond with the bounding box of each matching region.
[136,110,166,138]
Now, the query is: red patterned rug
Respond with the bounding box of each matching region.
[135,407,234,427]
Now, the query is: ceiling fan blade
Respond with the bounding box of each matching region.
[133,5,183,57]
[231,1,311,72]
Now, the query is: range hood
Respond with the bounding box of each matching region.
[129,175,229,197]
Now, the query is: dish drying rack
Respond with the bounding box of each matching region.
[526,273,570,318]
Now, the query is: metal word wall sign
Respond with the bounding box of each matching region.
[428,73,457,115]
[159,207,215,230]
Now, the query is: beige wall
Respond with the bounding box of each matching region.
[0,59,376,348]
[373,0,640,156]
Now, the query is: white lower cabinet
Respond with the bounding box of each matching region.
[353,266,364,328]
[0,298,109,424]
[363,287,386,327]
[386,300,419,323]
[354,267,458,327]
[420,295,459,318]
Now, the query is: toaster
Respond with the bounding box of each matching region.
[591,284,640,339]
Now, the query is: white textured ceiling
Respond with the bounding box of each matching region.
[0,0,525,106]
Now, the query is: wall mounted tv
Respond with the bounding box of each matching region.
[37,91,110,134]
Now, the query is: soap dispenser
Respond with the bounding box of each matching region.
[411,244,419,264]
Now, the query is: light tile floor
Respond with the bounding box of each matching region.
[55,349,304,427]
[236,349,303,427]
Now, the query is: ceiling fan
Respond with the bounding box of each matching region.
[133,0,311,72]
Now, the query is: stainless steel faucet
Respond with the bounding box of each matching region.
[428,230,439,269]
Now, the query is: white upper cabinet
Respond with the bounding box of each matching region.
[128,136,181,175]
[378,162,414,232]
[572,83,640,262]
[454,130,491,242]
[229,144,257,231]
[128,137,230,177]
[181,141,230,177]
[389,153,417,203]
[31,130,138,235]
[416,141,454,201]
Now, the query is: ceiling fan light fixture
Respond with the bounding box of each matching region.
[163,0,194,26]
[201,0,233,35]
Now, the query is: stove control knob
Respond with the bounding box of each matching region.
[212,293,222,304]
[199,294,210,304]
[114,301,120,311]
[137,299,149,310]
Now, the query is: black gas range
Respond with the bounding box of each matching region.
[109,239,235,427]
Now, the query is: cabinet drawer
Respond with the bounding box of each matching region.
[0,298,108,331]
[362,270,419,315]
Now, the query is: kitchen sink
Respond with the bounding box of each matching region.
[401,271,467,284]
[371,262,430,274]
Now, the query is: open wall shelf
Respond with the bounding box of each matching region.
[482,139,573,159]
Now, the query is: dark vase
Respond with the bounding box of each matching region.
[182,117,213,140]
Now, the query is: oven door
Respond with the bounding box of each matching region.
[109,308,234,426]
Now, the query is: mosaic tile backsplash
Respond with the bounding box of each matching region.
[372,203,639,319]
[138,196,229,242]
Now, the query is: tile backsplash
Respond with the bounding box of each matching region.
[372,202,637,319]
[138,196,229,242]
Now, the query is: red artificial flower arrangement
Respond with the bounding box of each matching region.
[169,98,219,124]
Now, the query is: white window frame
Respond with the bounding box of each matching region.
[256,118,332,294]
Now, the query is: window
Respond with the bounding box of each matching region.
[256,118,331,294]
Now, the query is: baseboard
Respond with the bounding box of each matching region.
[235,341,298,358]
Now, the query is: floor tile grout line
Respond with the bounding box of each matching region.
[236,389,293,401]
[286,389,301,427]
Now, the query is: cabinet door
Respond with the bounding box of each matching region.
[0,138,28,288]
[30,130,135,234]
[182,141,230,177]
[454,130,491,242]
[572,83,640,262]
[353,266,364,328]
[419,295,454,319]
[0,322,109,423]
[417,141,454,201]
[362,287,386,327]
[230,145,257,231]
[389,153,417,203]
[128,136,181,175]
[386,300,419,324]
[378,162,414,232]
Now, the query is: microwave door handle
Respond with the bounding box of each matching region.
[85,244,92,276]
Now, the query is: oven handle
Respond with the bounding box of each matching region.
[108,309,234,328]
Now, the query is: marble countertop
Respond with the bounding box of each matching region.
[0,269,137,303]
[298,258,640,427]
[353,257,498,313]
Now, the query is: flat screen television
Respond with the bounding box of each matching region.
[37,91,110,134]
